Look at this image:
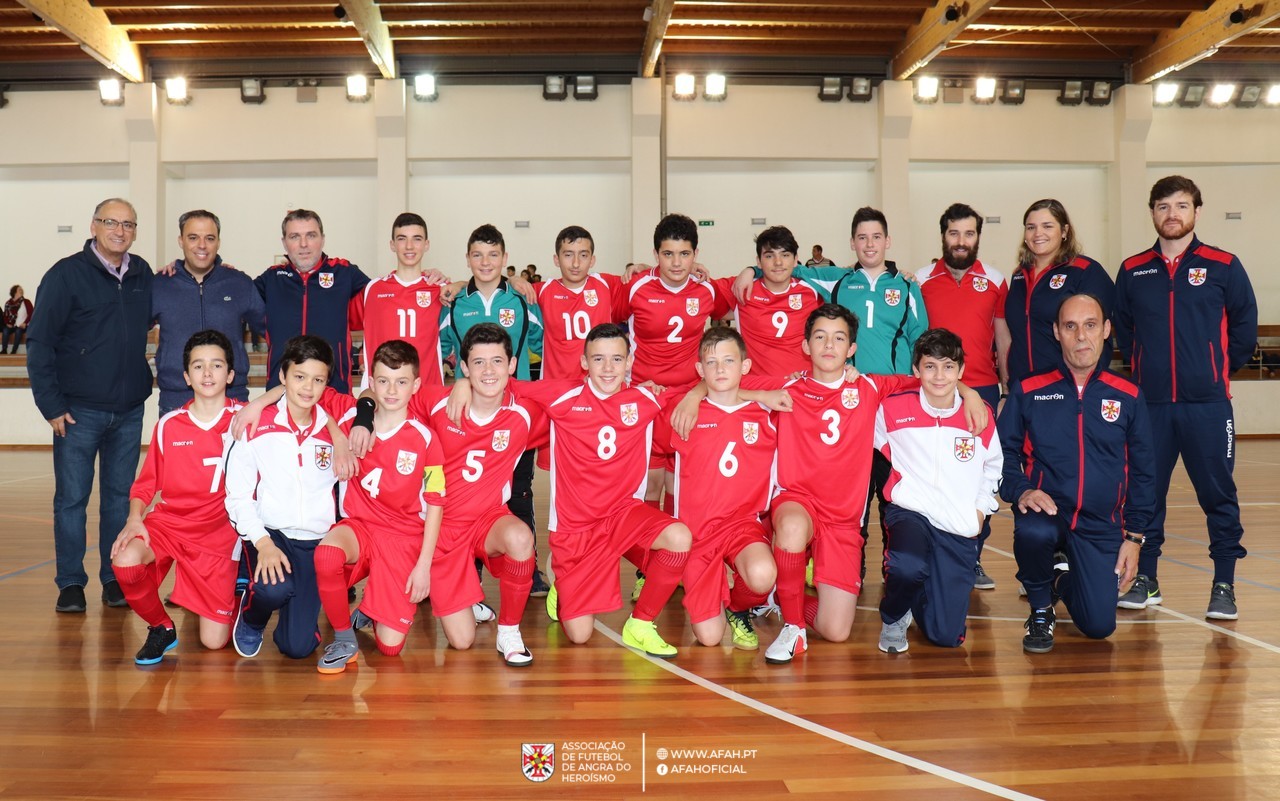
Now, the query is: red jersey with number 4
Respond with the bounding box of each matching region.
[712,277,823,377]
[514,378,659,533]
[618,272,728,386]
[668,397,778,538]
[130,399,242,553]
[535,273,625,380]
[352,273,445,389]
[411,387,541,528]
[744,372,915,525]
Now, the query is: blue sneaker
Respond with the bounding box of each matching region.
[134,625,178,665]
[233,602,264,658]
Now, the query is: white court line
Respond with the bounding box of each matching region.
[849,604,1178,624]
[0,473,53,487]
[1165,502,1279,509]
[1150,605,1280,655]
[595,621,1043,801]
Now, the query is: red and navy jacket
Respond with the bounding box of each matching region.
[997,364,1155,536]
[1114,237,1257,404]
[254,254,370,394]
[1004,255,1115,384]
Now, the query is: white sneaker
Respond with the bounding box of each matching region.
[878,609,912,654]
[764,623,808,664]
[472,601,496,623]
[751,589,780,619]
[496,625,533,667]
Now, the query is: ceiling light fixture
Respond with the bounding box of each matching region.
[972,77,997,104]
[573,75,597,101]
[673,73,696,101]
[1207,83,1236,107]
[99,78,123,106]
[413,74,437,102]
[1153,82,1179,106]
[704,73,727,101]
[999,79,1025,105]
[345,74,370,102]
[819,77,843,102]
[240,77,265,104]
[543,75,567,101]
[914,75,939,103]
[1085,81,1112,106]
[847,76,872,102]
[164,76,190,105]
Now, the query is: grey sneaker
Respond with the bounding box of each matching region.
[1118,574,1162,609]
[878,609,913,654]
[1206,582,1238,621]
[973,562,996,590]
[317,639,359,674]
[350,608,374,630]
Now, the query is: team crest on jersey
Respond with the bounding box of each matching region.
[1101,399,1122,422]
[416,290,432,308]
[788,294,803,310]
[521,743,555,782]
[743,421,760,444]
[492,429,511,452]
[584,289,599,307]
[620,403,639,426]
[498,308,516,328]
[315,444,333,470]
[841,387,860,409]
[884,288,901,307]
[1049,274,1066,290]
[686,298,700,316]
[972,277,989,293]
[395,449,417,475]
[318,272,334,289]
[954,437,975,462]
[1188,268,1207,286]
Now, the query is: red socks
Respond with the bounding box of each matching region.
[729,579,768,614]
[632,548,688,621]
[314,544,353,633]
[498,555,535,626]
[113,563,172,629]
[804,595,820,628]
[773,548,807,627]
[375,634,404,656]
[623,546,648,570]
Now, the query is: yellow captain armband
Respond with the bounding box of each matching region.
[423,465,446,497]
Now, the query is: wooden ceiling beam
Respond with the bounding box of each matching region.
[666,25,902,42]
[1131,0,1280,83]
[337,0,395,78]
[17,0,144,80]
[891,0,1000,79]
[640,0,675,77]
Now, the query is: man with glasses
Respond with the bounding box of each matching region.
[28,198,155,613]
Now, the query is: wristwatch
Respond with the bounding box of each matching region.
[1122,531,1145,545]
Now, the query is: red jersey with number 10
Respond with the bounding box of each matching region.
[618,272,728,386]
[535,273,625,380]
[352,273,445,390]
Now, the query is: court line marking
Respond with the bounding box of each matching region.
[0,473,54,487]
[595,621,1043,801]
[0,559,52,582]
[1149,605,1280,655]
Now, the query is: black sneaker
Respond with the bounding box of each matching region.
[1117,574,1162,610]
[1051,550,1070,604]
[55,585,87,613]
[529,569,550,598]
[1206,582,1238,621]
[1023,607,1056,653]
[102,580,128,608]
[134,626,178,665]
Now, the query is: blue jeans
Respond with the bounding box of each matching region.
[52,404,145,589]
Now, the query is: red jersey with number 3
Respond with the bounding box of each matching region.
[712,277,823,377]
[535,273,625,380]
[352,273,445,389]
[618,272,728,386]
[745,372,915,525]
[130,399,242,553]
[514,378,660,533]
[668,398,778,537]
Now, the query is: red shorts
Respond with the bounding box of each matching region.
[647,443,676,472]
[429,505,511,619]
[770,491,864,596]
[342,518,428,634]
[682,519,771,624]
[145,518,239,623]
[550,501,672,620]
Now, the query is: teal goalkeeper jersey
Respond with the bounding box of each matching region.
[795,263,927,375]
[440,278,544,380]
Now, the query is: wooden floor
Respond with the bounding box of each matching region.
[2,444,1279,800]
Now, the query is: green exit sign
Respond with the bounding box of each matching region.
[698,219,714,227]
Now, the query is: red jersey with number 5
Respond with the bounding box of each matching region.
[535,273,625,380]
[130,399,243,554]
[618,272,728,386]
[352,273,445,390]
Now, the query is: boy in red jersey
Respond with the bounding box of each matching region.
[351,213,450,390]
[449,323,692,657]
[665,327,778,651]
[110,329,243,665]
[310,340,447,673]
[534,226,625,383]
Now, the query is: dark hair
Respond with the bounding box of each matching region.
[8,285,20,299]
[805,303,860,341]
[1148,175,1202,209]
[755,226,799,257]
[653,213,698,251]
[939,203,983,236]
[468,223,505,252]
[913,328,965,367]
[183,329,234,368]
[391,212,428,239]
[556,225,595,253]
[178,209,221,236]
[699,325,748,360]
[1018,198,1081,269]
[585,322,630,354]
[460,322,513,362]
[851,206,889,237]
[1055,292,1108,324]
[281,208,324,238]
[279,334,333,374]
[372,339,420,375]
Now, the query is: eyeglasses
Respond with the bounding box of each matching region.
[95,218,138,232]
